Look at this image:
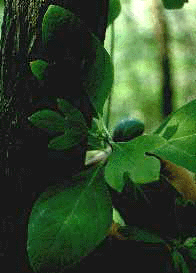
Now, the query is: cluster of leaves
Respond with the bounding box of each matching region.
[30,4,114,116]
[26,2,196,273]
[28,92,196,272]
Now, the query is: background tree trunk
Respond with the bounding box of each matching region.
[152,0,173,118]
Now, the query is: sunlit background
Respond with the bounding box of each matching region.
[104,0,196,134]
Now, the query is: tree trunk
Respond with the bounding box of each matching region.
[152,0,173,118]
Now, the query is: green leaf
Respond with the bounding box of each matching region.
[83,33,114,115]
[27,166,113,272]
[56,100,88,148]
[154,100,196,139]
[184,237,196,250]
[30,60,48,80]
[28,109,65,132]
[151,134,196,173]
[119,225,165,244]
[57,98,87,129]
[42,5,114,115]
[112,208,126,226]
[88,118,107,151]
[48,128,83,150]
[183,237,196,262]
[57,98,74,114]
[42,5,79,50]
[162,124,179,140]
[171,250,190,273]
[105,135,164,192]
[152,100,196,173]
[108,0,121,26]
[48,100,88,150]
[188,247,196,262]
[87,133,105,151]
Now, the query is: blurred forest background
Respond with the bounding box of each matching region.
[0,0,196,135]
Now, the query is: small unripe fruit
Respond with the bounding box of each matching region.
[112,118,144,142]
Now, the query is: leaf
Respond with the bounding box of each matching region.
[57,98,87,129]
[112,208,126,226]
[119,225,165,244]
[152,100,196,173]
[108,0,121,26]
[88,118,107,151]
[28,109,65,132]
[162,124,178,140]
[57,98,75,114]
[57,99,88,139]
[27,166,113,272]
[42,5,114,115]
[105,135,164,192]
[48,128,83,150]
[189,247,196,261]
[42,5,81,52]
[154,100,196,140]
[184,237,196,249]
[151,134,196,173]
[171,250,190,273]
[83,33,114,115]
[30,60,48,80]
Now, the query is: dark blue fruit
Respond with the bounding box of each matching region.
[112,118,144,142]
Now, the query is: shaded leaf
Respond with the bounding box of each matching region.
[42,5,114,115]
[57,98,87,129]
[162,124,179,140]
[28,109,65,132]
[171,250,190,273]
[108,0,121,26]
[27,166,113,272]
[83,33,114,115]
[48,128,83,150]
[30,60,48,80]
[119,225,165,244]
[88,118,107,151]
[42,5,84,60]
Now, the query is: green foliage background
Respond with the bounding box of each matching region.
[104,0,196,134]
